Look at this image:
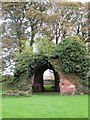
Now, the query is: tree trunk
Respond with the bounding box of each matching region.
[56,36,59,44]
[30,33,35,46]
[29,26,35,46]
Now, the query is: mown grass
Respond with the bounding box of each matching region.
[2,93,88,118]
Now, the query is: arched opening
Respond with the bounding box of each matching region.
[32,62,60,92]
[43,69,55,92]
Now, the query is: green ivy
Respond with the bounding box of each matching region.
[52,36,89,85]
[14,36,89,87]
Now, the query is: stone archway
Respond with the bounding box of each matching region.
[32,62,60,92]
[28,58,82,95]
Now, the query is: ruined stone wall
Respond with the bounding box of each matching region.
[50,59,84,95]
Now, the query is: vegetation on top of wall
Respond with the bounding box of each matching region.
[34,37,55,56]
[52,36,89,86]
[14,36,89,87]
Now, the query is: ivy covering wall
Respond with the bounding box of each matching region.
[52,36,89,86]
[14,36,89,90]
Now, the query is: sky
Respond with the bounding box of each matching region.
[68,0,89,2]
[43,69,54,80]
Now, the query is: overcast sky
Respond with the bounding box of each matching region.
[68,0,89,2]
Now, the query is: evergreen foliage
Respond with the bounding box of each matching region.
[52,36,89,85]
[14,36,89,86]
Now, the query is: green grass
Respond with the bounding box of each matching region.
[44,84,53,88]
[44,84,54,90]
[2,93,88,118]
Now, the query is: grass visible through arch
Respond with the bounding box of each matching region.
[2,93,88,118]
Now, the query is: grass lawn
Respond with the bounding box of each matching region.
[2,93,88,118]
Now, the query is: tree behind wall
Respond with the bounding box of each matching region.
[52,36,89,86]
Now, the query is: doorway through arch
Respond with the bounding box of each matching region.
[32,62,60,92]
[43,69,55,92]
